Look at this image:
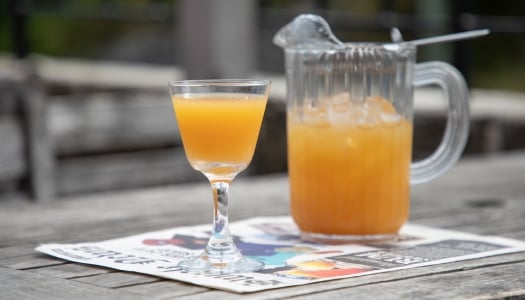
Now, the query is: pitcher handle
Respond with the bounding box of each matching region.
[411,61,470,184]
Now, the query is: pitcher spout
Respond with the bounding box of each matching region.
[272,14,344,49]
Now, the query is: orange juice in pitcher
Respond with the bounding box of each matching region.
[288,95,413,237]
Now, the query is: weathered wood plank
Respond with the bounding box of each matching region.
[0,245,41,259]
[0,253,65,269]
[508,230,525,241]
[49,91,180,156]
[0,175,290,245]
[0,266,143,300]
[412,207,525,237]
[56,147,200,195]
[32,262,112,279]
[44,90,203,195]
[73,271,161,288]
[410,152,525,212]
[117,280,209,299]
[33,55,183,90]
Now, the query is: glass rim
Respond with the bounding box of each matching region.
[168,79,271,87]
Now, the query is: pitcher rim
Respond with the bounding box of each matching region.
[284,42,417,52]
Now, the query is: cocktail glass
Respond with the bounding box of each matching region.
[168,79,270,274]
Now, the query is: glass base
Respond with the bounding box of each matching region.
[301,231,399,245]
[178,253,264,274]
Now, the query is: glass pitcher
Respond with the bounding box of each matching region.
[277,30,470,244]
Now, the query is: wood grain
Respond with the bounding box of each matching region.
[0,266,143,300]
[0,152,524,299]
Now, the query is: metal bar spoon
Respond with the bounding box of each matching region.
[390,27,490,45]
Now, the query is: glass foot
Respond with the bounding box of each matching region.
[178,253,264,274]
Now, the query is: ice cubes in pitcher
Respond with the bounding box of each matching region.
[319,94,402,127]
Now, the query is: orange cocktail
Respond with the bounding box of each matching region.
[172,93,267,176]
[169,80,271,274]
[288,96,413,237]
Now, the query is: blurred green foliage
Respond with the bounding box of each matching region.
[1,0,173,57]
[1,0,524,91]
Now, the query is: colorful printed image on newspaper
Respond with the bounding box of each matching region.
[36,216,525,293]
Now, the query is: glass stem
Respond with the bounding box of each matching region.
[203,180,241,260]
[211,180,231,238]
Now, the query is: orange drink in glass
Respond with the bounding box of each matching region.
[172,94,267,178]
[169,79,270,273]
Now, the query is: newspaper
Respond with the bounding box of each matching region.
[36,216,525,293]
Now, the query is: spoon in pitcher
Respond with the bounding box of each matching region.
[390,27,489,46]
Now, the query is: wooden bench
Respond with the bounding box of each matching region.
[1,57,525,202]
[0,80,26,195]
[0,61,54,202]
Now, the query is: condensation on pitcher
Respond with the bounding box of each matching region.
[301,94,402,127]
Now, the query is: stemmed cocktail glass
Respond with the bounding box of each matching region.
[169,79,270,274]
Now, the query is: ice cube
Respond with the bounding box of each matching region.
[302,104,330,127]
[273,14,344,49]
[327,93,352,124]
[330,93,351,113]
[366,96,401,124]
[353,101,378,127]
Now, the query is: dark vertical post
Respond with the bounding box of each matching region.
[178,0,214,79]
[21,72,56,202]
[8,0,30,58]
[452,0,472,84]
[177,0,257,79]
[210,0,257,78]
[415,0,452,62]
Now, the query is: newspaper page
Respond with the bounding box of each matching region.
[36,216,525,293]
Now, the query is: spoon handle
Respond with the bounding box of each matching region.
[410,29,490,46]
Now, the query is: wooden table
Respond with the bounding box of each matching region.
[1,151,525,299]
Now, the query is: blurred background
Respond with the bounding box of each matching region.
[0,0,524,201]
